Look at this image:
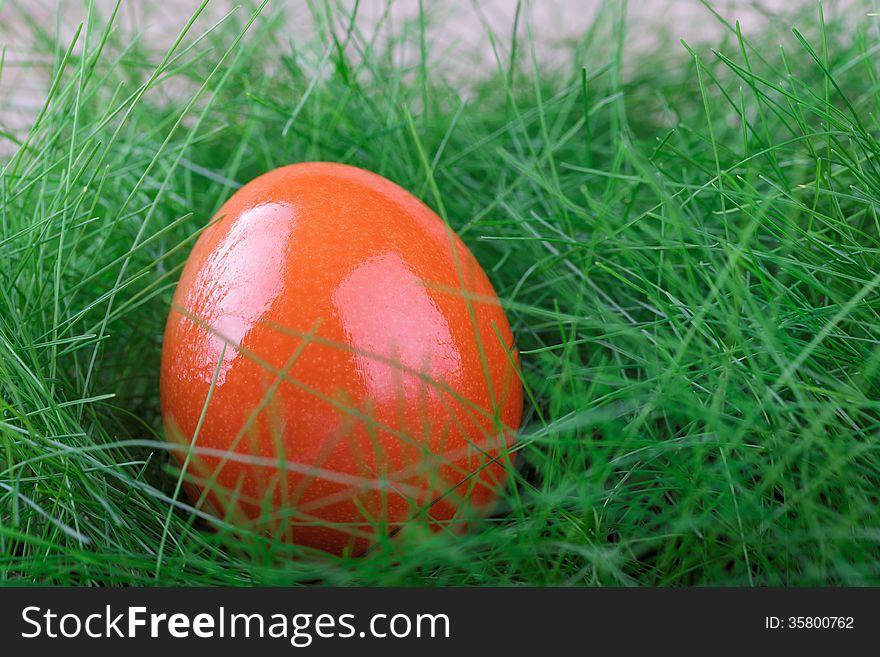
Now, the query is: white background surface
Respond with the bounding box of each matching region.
[0,0,869,148]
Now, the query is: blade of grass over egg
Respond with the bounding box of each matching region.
[155,343,227,579]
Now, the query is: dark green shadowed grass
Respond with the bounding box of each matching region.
[1,0,879,585]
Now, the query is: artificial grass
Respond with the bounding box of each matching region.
[1,0,878,585]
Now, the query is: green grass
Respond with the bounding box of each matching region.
[1,0,879,586]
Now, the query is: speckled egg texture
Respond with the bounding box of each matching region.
[160,162,523,555]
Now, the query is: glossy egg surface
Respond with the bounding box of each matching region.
[160,162,522,555]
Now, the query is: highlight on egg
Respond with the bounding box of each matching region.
[160,162,523,555]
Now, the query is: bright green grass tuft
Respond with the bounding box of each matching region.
[1,0,879,585]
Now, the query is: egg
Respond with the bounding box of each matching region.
[160,162,523,555]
